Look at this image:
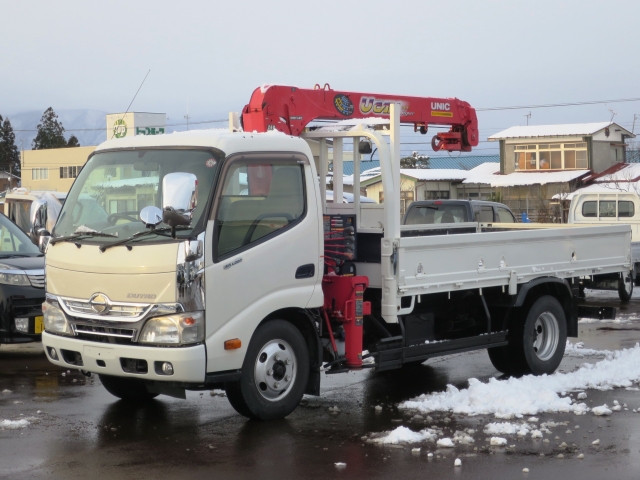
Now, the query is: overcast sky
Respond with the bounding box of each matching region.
[1,0,639,153]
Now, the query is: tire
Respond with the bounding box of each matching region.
[507,295,567,375]
[618,272,634,302]
[487,346,511,374]
[99,374,158,402]
[225,320,309,420]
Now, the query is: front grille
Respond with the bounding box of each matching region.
[74,324,136,339]
[61,298,149,320]
[27,274,45,289]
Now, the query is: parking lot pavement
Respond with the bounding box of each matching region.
[2,289,640,480]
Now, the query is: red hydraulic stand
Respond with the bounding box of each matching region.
[322,275,371,368]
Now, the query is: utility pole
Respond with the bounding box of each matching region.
[633,114,638,134]
[184,99,190,131]
[524,112,531,126]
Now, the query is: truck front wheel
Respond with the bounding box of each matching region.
[508,295,567,375]
[225,320,309,420]
[99,374,159,402]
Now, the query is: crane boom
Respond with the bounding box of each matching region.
[241,84,479,152]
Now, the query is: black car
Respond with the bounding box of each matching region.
[403,199,517,225]
[0,213,45,345]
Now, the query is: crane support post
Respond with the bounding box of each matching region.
[241,84,479,152]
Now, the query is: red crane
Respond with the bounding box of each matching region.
[241,84,479,152]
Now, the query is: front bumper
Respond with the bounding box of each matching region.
[0,284,45,344]
[42,331,207,383]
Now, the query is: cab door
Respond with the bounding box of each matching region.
[204,153,320,373]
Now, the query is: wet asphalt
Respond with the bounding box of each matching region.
[2,290,640,479]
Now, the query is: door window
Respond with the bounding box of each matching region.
[496,207,515,222]
[618,201,635,217]
[215,159,305,258]
[480,206,494,222]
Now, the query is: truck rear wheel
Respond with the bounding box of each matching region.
[225,320,309,420]
[618,273,633,302]
[99,374,158,402]
[508,295,566,375]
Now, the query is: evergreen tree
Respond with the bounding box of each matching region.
[400,151,430,169]
[0,115,21,175]
[32,107,68,149]
[66,135,80,147]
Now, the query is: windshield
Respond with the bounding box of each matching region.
[0,213,40,256]
[405,204,468,224]
[54,148,222,242]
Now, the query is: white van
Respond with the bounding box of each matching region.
[568,189,640,297]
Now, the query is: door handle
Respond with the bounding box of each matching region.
[295,264,315,279]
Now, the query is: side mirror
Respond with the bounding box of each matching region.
[37,228,51,254]
[30,200,48,245]
[162,172,198,232]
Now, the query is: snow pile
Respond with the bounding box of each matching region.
[592,405,612,416]
[490,437,507,446]
[367,426,438,445]
[0,419,30,429]
[436,438,455,448]
[484,422,530,436]
[564,341,611,358]
[400,344,640,417]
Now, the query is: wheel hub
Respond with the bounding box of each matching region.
[532,312,559,361]
[254,339,296,401]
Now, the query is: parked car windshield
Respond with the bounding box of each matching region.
[0,213,41,256]
[53,148,222,242]
[405,204,468,224]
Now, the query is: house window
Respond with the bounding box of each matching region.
[31,168,48,180]
[59,166,78,179]
[426,191,450,200]
[514,142,588,170]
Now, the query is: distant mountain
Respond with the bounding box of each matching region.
[5,109,108,150]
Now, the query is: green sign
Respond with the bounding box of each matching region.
[135,127,165,136]
[113,119,128,138]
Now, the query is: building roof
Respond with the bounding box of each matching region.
[464,169,590,187]
[427,155,499,169]
[583,162,640,183]
[338,160,380,176]
[488,122,634,140]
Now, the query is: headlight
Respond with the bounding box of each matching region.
[43,302,73,335]
[0,272,30,286]
[139,311,204,345]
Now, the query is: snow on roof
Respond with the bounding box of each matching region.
[463,167,588,187]
[488,122,631,140]
[399,168,469,181]
[592,163,640,182]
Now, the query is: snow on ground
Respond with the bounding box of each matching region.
[399,344,640,417]
[0,419,31,429]
[367,426,438,445]
[484,422,530,436]
[564,341,612,357]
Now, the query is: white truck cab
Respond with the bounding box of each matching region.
[568,189,640,299]
[41,94,632,420]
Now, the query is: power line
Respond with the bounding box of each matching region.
[13,118,228,133]
[478,97,640,112]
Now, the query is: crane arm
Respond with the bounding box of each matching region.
[241,84,479,152]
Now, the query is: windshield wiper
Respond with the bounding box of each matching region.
[50,231,118,245]
[99,226,190,252]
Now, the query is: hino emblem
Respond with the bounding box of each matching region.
[89,293,111,314]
